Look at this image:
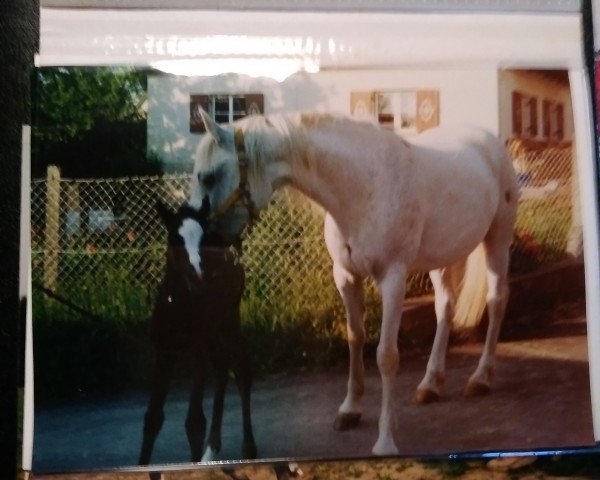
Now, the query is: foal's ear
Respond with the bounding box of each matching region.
[155,199,176,229]
[199,195,211,219]
[199,108,233,148]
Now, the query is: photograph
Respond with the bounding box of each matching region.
[25,4,599,476]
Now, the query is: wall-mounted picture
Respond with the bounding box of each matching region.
[26,5,599,475]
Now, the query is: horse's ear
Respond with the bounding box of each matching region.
[200,108,233,148]
[155,199,175,229]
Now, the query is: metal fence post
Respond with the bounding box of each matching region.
[43,165,61,290]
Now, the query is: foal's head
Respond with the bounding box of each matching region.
[155,196,211,290]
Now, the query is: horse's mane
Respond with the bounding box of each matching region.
[242,112,379,200]
[193,112,382,209]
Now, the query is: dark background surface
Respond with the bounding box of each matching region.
[0,0,39,478]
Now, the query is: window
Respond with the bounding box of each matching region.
[376,91,417,131]
[512,91,538,138]
[350,89,439,134]
[190,93,264,133]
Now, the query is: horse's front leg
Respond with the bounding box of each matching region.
[372,264,406,456]
[186,351,208,462]
[139,350,173,466]
[332,262,366,431]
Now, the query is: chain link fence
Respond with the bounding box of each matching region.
[507,137,579,270]
[31,140,579,328]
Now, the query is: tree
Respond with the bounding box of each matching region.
[32,67,162,178]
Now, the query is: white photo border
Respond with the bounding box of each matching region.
[26,1,600,472]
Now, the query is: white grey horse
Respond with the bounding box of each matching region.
[186,111,517,456]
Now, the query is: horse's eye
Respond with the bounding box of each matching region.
[202,173,216,189]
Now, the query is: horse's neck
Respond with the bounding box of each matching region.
[278,122,403,221]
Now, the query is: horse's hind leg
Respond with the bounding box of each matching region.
[465,221,513,396]
[139,350,172,466]
[415,266,461,404]
[332,261,366,431]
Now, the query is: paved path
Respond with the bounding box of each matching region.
[32,316,594,473]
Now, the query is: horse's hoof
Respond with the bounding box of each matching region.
[333,411,361,431]
[372,439,399,457]
[464,381,491,397]
[201,445,218,462]
[414,388,440,405]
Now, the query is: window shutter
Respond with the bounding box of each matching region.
[512,91,523,136]
[244,93,264,115]
[556,103,564,140]
[529,97,538,137]
[542,99,551,139]
[190,95,210,133]
[416,90,439,133]
[350,91,375,119]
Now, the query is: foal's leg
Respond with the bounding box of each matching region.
[139,350,172,466]
[186,351,208,462]
[231,336,258,459]
[202,348,228,462]
[465,235,511,396]
[415,266,460,404]
[372,264,406,456]
[332,261,367,431]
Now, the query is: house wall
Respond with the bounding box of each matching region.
[147,68,499,170]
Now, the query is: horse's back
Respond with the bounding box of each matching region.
[409,126,515,183]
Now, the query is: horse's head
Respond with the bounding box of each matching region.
[189,109,276,238]
[155,197,211,290]
[190,111,238,211]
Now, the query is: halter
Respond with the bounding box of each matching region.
[208,127,259,231]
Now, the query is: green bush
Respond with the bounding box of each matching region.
[511,197,572,273]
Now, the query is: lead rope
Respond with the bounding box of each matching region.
[231,128,259,261]
[208,127,259,228]
[233,127,260,227]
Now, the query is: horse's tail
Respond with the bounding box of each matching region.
[452,243,488,329]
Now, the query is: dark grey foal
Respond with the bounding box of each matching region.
[139,198,257,468]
